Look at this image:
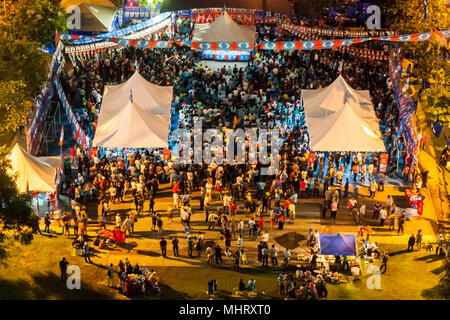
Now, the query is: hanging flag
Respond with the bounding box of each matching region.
[432,120,443,138]
[59,125,64,146]
[129,90,133,103]
[26,180,29,194]
[94,52,99,67]
[423,0,428,22]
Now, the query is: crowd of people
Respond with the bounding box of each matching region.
[47,15,447,300]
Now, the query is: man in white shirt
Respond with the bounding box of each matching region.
[248,218,256,238]
[283,249,291,267]
[379,207,387,226]
[269,245,279,266]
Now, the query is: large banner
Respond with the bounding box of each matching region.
[195,10,255,25]
[380,153,389,173]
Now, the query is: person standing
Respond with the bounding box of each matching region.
[160,237,167,257]
[283,248,291,267]
[321,199,327,218]
[172,236,179,256]
[59,257,69,282]
[369,180,377,198]
[262,244,269,267]
[44,214,51,233]
[416,229,422,251]
[83,242,91,263]
[330,199,338,221]
[269,244,279,266]
[388,212,396,231]
[379,207,387,226]
[215,245,223,264]
[407,234,415,251]
[187,236,194,257]
[397,213,405,235]
[106,263,115,287]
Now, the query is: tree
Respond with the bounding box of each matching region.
[6,0,67,46]
[389,0,450,126]
[0,81,33,139]
[0,150,38,231]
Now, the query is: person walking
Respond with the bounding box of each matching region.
[160,237,167,257]
[407,234,415,251]
[172,236,179,256]
[157,214,163,237]
[397,213,405,235]
[380,252,389,274]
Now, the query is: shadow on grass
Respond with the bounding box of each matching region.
[0,271,115,299]
[421,260,450,300]
[414,254,445,263]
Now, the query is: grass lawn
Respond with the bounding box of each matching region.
[0,235,447,300]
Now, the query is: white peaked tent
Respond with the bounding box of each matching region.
[302,75,385,152]
[192,11,256,44]
[93,71,173,149]
[7,144,60,193]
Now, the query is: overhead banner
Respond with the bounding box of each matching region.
[380,153,389,173]
[195,10,255,25]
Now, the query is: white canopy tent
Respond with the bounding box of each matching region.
[302,75,385,152]
[192,11,256,44]
[93,71,173,149]
[7,144,60,193]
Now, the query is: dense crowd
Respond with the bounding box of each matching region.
[49,18,445,299]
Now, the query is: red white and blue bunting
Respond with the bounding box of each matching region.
[57,29,450,51]
[54,78,92,148]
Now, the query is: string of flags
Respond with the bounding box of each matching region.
[389,50,420,166]
[56,28,450,52]
[54,77,92,148]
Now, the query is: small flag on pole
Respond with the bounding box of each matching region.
[129,90,133,103]
[134,58,139,72]
[423,0,428,22]
[59,125,64,146]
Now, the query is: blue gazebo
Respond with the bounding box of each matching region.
[319,234,357,256]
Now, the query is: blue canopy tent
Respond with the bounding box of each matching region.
[319,234,357,256]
